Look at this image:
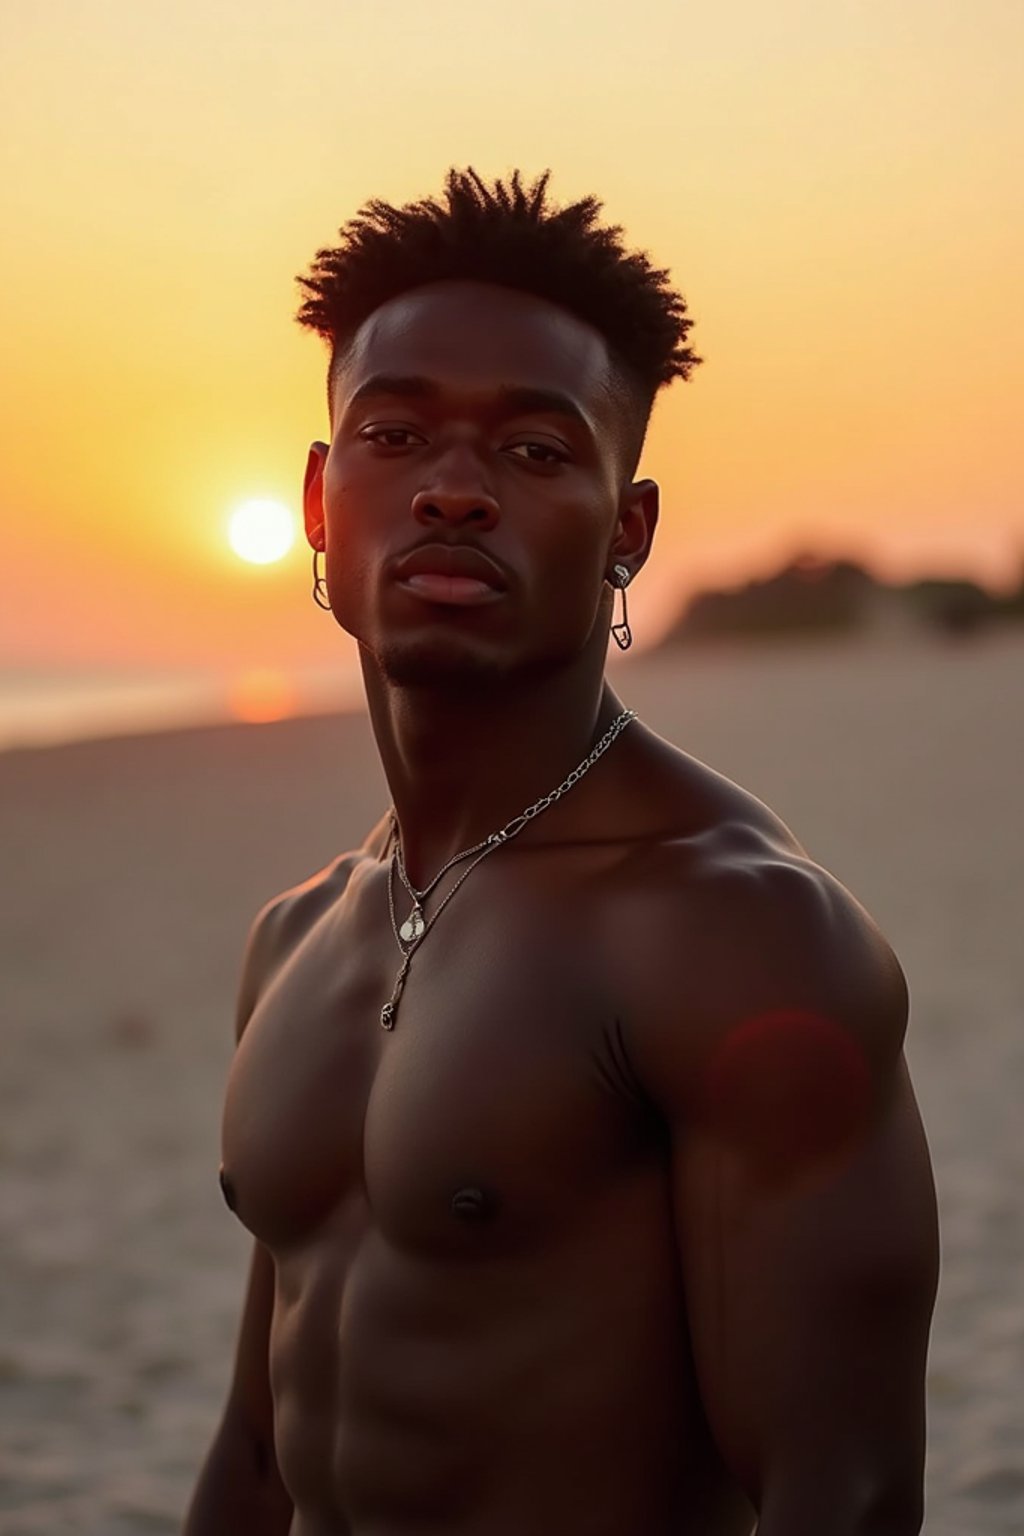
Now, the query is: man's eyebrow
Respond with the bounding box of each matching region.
[494,384,592,434]
[346,374,437,408]
[345,373,594,434]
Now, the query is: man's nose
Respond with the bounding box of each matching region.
[411,459,500,530]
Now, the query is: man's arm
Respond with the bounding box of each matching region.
[183,891,304,1535]
[183,1240,293,1536]
[633,855,940,1534]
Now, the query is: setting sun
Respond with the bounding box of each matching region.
[228,500,297,566]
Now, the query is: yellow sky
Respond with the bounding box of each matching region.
[1,0,1021,667]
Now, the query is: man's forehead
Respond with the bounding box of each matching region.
[338,281,616,406]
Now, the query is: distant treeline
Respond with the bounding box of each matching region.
[663,555,1024,644]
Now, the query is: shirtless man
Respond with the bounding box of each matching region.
[184,168,939,1535]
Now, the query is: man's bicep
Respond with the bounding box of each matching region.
[673,1058,939,1522]
[225,1240,280,1440]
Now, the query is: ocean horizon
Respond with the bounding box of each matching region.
[0,662,369,753]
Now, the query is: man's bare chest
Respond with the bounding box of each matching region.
[220,855,660,1259]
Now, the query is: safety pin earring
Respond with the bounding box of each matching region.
[312,549,331,610]
[610,564,632,651]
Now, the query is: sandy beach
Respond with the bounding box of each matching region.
[2,632,1022,1534]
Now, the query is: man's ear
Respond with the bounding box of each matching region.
[303,441,329,550]
[610,478,659,577]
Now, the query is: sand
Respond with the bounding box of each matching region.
[1,632,1022,1534]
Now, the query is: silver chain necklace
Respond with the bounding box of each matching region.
[378,707,637,1030]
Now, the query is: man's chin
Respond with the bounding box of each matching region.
[368,636,553,693]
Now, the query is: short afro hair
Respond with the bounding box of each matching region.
[295,166,702,472]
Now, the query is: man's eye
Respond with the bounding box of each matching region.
[508,442,568,466]
[362,428,420,448]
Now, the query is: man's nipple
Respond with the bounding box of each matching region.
[218,1164,238,1214]
[450,1185,496,1222]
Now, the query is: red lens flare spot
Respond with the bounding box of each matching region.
[227,669,297,725]
[702,1008,872,1172]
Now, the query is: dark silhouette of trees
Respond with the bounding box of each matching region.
[662,553,1024,646]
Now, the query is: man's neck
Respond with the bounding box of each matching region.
[360,649,626,890]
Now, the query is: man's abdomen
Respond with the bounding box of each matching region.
[271,1173,750,1535]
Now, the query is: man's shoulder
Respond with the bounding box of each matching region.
[249,851,357,958]
[618,743,902,1012]
[234,812,391,1040]
[607,760,909,1144]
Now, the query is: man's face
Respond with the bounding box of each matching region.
[304,280,658,690]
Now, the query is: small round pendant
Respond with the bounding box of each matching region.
[399,908,425,943]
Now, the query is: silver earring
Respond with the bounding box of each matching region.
[610,564,632,651]
[312,549,331,610]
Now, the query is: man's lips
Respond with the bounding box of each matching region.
[391,542,510,607]
[398,572,505,606]
[392,541,509,591]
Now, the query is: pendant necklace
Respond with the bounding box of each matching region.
[378,708,636,1030]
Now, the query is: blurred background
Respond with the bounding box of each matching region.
[1,1,1021,1531]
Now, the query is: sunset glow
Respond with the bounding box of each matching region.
[1,0,1021,672]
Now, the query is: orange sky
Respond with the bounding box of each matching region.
[1,0,1021,670]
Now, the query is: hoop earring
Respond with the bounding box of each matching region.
[609,564,632,651]
[312,549,331,611]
